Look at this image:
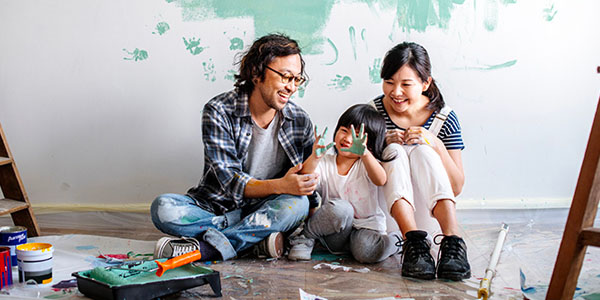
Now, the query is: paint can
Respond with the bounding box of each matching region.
[0,247,12,289]
[0,226,27,267]
[16,243,53,284]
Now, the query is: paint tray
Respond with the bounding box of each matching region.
[72,260,221,300]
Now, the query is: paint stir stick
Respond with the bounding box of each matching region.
[478,223,509,300]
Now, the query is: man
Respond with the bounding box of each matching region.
[150,34,318,261]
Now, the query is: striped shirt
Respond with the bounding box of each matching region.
[187,89,315,215]
[372,96,465,150]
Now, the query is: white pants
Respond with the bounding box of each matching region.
[379,143,455,236]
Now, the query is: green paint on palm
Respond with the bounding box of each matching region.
[170,0,336,54]
[340,124,366,156]
[122,48,148,61]
[153,22,170,35]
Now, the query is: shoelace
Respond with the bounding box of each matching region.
[434,234,466,267]
[403,237,431,261]
[394,235,404,255]
[171,236,201,257]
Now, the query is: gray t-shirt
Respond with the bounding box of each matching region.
[244,112,287,180]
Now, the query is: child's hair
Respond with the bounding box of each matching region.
[380,42,445,113]
[334,104,392,162]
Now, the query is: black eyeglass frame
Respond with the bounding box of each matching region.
[265,66,306,87]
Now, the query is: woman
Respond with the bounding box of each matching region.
[372,42,471,281]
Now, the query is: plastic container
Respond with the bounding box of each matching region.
[16,243,53,284]
[0,246,12,289]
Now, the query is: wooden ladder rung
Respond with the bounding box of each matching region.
[581,227,600,247]
[0,198,30,215]
[0,156,12,166]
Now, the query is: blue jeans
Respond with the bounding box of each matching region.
[150,193,309,260]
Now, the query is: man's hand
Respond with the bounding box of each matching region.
[278,164,319,195]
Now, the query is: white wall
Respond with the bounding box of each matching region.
[1,0,599,209]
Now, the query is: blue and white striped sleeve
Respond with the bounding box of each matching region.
[439,111,465,150]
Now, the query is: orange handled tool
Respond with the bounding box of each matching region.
[154,250,202,277]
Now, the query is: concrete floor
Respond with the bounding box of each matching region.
[2,208,599,299]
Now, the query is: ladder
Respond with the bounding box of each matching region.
[547,68,600,298]
[0,122,40,236]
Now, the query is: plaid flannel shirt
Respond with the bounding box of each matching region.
[187,90,315,215]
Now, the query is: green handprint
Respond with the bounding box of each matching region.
[340,123,366,156]
[315,125,334,157]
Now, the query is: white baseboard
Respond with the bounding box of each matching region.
[27,197,577,214]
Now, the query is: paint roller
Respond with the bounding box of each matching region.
[478,223,509,300]
[106,250,203,278]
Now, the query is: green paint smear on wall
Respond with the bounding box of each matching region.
[153,22,170,35]
[543,4,557,22]
[459,59,517,71]
[229,37,244,50]
[583,294,600,300]
[172,0,336,54]
[325,38,338,66]
[122,48,148,61]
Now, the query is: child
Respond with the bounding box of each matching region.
[288,104,402,263]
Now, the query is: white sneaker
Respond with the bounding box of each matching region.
[288,235,314,261]
[252,232,284,258]
[154,236,200,259]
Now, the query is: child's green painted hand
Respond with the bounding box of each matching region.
[340,123,367,156]
[314,125,334,157]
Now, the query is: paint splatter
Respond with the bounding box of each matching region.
[391,0,467,33]
[202,58,216,82]
[229,37,244,50]
[349,26,357,60]
[369,58,382,84]
[168,0,336,54]
[76,245,98,251]
[181,216,200,224]
[543,4,557,21]
[325,38,338,66]
[122,48,148,61]
[484,0,499,31]
[360,28,367,52]
[328,75,352,91]
[224,69,237,82]
[152,22,170,35]
[183,37,207,55]
[458,59,517,71]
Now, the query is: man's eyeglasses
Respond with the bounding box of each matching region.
[265,66,306,87]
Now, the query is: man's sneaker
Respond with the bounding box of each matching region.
[288,234,315,261]
[401,230,436,280]
[435,235,471,281]
[154,236,200,259]
[252,232,284,258]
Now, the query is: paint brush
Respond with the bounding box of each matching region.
[478,223,509,300]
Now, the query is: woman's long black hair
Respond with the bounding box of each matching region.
[380,42,445,112]
[334,104,393,162]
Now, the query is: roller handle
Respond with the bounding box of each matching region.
[154,250,202,277]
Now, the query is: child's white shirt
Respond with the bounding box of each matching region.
[315,153,387,232]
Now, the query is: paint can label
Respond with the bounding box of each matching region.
[0,226,27,267]
[17,243,53,285]
[0,247,12,289]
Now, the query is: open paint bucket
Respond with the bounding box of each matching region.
[0,246,12,289]
[16,243,53,284]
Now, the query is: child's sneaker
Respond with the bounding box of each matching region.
[154,236,201,259]
[252,232,284,258]
[288,234,314,261]
[435,235,471,281]
[401,230,436,280]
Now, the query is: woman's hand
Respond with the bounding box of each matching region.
[404,126,438,150]
[385,129,405,145]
